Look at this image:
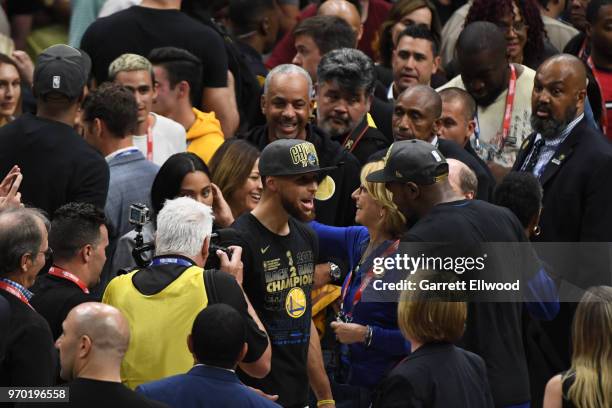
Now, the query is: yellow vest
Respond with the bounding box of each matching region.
[102,266,208,389]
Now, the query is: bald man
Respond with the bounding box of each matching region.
[317,0,363,41]
[55,303,167,407]
[513,53,612,405]
[447,158,478,200]
[389,85,493,200]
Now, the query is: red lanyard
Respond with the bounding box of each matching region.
[498,64,517,153]
[49,266,90,294]
[586,56,609,135]
[341,239,400,317]
[0,281,34,309]
[145,114,154,161]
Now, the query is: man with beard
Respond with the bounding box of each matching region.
[229,139,335,408]
[315,48,389,164]
[239,64,360,227]
[438,22,536,182]
[383,85,493,200]
[512,54,612,403]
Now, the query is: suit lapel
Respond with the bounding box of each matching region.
[538,120,584,186]
[512,133,536,171]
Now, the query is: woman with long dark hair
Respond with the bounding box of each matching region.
[111,152,233,273]
[465,0,558,70]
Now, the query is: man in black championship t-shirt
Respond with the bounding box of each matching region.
[230,139,335,408]
[367,140,539,408]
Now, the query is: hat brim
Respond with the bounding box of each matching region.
[263,165,337,177]
[366,169,393,183]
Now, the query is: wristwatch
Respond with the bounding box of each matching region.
[328,262,341,281]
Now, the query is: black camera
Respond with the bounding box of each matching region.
[205,229,238,269]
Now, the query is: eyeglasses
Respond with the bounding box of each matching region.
[39,247,53,261]
[496,20,527,33]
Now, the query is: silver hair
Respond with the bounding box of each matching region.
[155,197,214,258]
[263,64,313,97]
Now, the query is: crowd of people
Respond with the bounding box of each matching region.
[0,0,611,407]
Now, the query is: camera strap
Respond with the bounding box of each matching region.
[340,239,399,319]
[49,266,90,294]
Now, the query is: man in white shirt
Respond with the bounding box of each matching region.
[386,24,440,102]
[438,22,535,181]
[109,53,186,167]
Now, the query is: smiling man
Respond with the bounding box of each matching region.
[229,139,335,408]
[239,64,360,227]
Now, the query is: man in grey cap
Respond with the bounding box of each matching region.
[367,139,540,407]
[229,139,335,408]
[0,44,108,216]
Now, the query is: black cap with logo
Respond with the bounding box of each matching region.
[367,139,449,185]
[259,139,336,177]
[33,44,91,100]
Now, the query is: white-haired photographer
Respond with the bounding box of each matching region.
[102,196,270,390]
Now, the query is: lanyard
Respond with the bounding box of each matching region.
[150,257,194,267]
[586,56,609,135]
[0,281,34,309]
[49,266,90,294]
[342,117,369,152]
[498,64,517,154]
[145,114,154,161]
[340,239,399,317]
[473,64,516,154]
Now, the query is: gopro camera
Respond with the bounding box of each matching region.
[129,203,150,227]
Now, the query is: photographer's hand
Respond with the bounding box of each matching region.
[218,245,243,285]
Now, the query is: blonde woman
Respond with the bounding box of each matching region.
[543,286,612,408]
[309,161,408,406]
[372,270,494,408]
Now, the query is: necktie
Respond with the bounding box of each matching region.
[523,138,545,174]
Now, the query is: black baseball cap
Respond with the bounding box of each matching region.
[259,139,336,177]
[33,44,90,100]
[366,140,449,184]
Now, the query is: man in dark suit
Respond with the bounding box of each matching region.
[0,208,56,396]
[0,45,109,217]
[388,85,493,201]
[512,53,612,406]
[136,304,279,407]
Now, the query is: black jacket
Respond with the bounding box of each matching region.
[438,138,495,201]
[512,118,612,396]
[30,274,93,340]
[0,291,56,395]
[331,117,390,165]
[512,118,612,244]
[372,343,494,408]
[0,113,109,217]
[239,124,361,227]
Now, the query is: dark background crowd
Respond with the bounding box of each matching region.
[0,0,611,407]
